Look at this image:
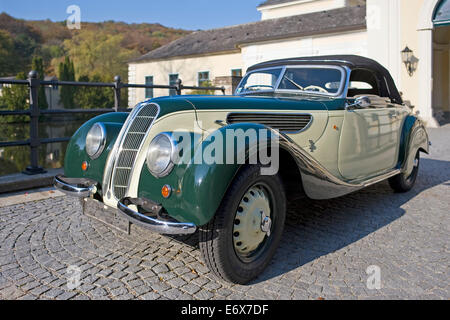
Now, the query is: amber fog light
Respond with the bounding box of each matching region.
[81,161,89,171]
[161,185,172,198]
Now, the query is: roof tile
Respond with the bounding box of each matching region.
[131,5,366,63]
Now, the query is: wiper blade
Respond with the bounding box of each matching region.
[283,76,304,91]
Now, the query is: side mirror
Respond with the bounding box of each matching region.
[346,96,371,110]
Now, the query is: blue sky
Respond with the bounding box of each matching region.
[0,0,264,30]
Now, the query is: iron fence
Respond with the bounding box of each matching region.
[0,70,226,175]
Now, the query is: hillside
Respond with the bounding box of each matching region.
[0,12,191,78]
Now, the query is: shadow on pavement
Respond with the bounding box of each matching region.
[252,157,450,284]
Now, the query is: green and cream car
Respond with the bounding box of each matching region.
[55,55,429,284]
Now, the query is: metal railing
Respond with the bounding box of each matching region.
[0,70,226,175]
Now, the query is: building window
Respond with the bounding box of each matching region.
[232,69,242,77]
[145,76,153,99]
[169,74,179,95]
[198,71,209,87]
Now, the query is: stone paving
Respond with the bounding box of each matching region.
[0,125,449,300]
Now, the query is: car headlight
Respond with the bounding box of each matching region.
[86,123,106,160]
[146,133,177,178]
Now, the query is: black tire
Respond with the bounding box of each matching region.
[389,151,420,193]
[199,165,286,284]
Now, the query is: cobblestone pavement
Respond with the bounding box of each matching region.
[0,126,449,300]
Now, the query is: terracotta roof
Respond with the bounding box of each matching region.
[131,5,367,63]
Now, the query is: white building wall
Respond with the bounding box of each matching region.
[258,0,348,20]
[128,64,137,107]
[240,30,368,71]
[128,52,243,106]
[366,0,402,88]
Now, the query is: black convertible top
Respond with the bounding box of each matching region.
[247,55,403,104]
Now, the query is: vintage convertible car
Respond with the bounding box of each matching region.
[55,55,429,284]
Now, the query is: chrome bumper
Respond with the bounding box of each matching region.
[117,197,197,235]
[54,175,96,198]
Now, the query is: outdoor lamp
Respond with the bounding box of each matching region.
[401,46,414,76]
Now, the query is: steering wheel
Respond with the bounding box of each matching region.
[304,85,329,94]
[245,85,274,90]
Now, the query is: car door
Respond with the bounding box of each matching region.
[338,70,400,180]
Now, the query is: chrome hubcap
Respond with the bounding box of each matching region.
[261,215,272,237]
[233,186,272,256]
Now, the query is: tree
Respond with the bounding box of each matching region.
[31,56,48,109]
[0,13,41,74]
[0,72,29,123]
[62,31,138,82]
[0,30,16,77]
[187,80,217,95]
[75,74,114,109]
[58,56,76,108]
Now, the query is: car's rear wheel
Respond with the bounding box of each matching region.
[389,151,420,193]
[199,165,286,284]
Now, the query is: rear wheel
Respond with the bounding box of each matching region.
[389,151,420,193]
[199,165,286,284]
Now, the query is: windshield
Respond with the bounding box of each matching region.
[236,66,344,96]
[235,68,282,94]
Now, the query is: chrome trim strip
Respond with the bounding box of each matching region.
[111,103,160,200]
[274,130,402,200]
[117,197,197,235]
[54,175,96,198]
[102,102,161,201]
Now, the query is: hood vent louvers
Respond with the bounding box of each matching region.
[226,113,312,133]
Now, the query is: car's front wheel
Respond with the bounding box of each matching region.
[199,165,286,284]
[389,151,420,192]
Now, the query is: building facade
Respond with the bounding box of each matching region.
[129,0,450,127]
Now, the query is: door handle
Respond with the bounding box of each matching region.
[388,111,398,119]
[346,96,371,111]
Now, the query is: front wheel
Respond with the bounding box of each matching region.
[199,165,286,284]
[389,151,420,193]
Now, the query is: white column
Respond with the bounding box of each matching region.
[366,0,401,86]
[417,29,439,127]
[128,64,137,108]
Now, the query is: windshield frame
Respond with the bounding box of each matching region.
[235,66,284,96]
[236,64,348,98]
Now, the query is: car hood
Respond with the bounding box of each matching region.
[149,95,342,132]
[150,94,344,113]
[182,95,331,112]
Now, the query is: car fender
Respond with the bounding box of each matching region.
[398,115,430,176]
[64,112,129,185]
[138,123,278,226]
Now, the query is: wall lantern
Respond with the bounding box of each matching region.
[401,46,415,76]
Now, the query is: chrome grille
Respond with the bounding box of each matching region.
[226,113,312,133]
[112,103,159,200]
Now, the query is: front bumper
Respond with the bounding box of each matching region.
[117,197,197,235]
[54,175,97,197]
[54,175,197,235]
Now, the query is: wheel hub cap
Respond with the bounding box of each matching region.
[233,186,271,255]
[261,215,272,236]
